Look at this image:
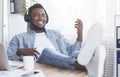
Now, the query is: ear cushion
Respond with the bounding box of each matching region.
[24,14,31,22]
[45,13,49,23]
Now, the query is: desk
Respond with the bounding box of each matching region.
[11,61,87,77]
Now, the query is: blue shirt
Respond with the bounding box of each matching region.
[7,28,81,61]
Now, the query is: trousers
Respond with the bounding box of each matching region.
[36,48,79,70]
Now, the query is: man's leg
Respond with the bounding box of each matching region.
[85,46,106,77]
[36,48,76,70]
[77,23,103,65]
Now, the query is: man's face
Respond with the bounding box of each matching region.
[30,8,47,28]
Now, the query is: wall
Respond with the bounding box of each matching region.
[8,0,51,42]
[49,0,95,42]
[115,0,120,26]
[8,14,27,42]
[8,0,115,43]
[106,0,115,36]
[0,0,3,43]
[8,0,27,42]
[48,0,110,42]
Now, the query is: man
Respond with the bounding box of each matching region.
[7,3,106,77]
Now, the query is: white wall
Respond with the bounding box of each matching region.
[8,0,27,42]
[49,0,95,41]
[8,14,27,42]
[106,0,115,36]
[115,0,120,26]
[8,0,51,42]
[116,0,120,15]
[8,0,115,43]
[50,0,114,42]
[48,0,109,42]
[7,0,27,42]
[3,0,9,49]
[0,0,3,43]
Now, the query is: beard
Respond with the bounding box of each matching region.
[30,22,46,32]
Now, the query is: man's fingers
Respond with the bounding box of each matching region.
[34,53,38,59]
[75,19,83,25]
[33,50,40,60]
[34,50,40,55]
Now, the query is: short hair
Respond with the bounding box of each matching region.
[25,3,49,23]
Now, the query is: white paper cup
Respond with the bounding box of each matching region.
[23,56,34,70]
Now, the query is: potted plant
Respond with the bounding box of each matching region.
[20,0,38,15]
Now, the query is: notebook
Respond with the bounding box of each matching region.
[0,44,23,71]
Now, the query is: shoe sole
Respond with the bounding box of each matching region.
[77,23,103,65]
[96,46,106,77]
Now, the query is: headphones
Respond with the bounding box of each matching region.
[24,9,49,23]
[24,13,31,22]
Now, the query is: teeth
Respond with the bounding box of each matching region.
[38,21,43,24]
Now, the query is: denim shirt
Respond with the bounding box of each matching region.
[7,28,81,61]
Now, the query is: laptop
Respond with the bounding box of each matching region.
[0,44,23,71]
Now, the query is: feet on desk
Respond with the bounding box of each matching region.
[77,23,103,65]
[85,46,106,77]
[76,23,106,77]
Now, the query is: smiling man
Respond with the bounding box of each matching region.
[7,3,106,77]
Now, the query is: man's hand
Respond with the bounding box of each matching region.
[16,48,40,59]
[75,19,83,42]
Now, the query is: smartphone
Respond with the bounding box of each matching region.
[21,71,39,77]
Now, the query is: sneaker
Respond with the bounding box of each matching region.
[77,23,103,65]
[85,45,106,77]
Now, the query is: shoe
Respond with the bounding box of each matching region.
[77,23,103,65]
[85,45,106,77]
[74,61,88,73]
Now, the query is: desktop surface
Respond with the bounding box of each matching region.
[10,61,86,77]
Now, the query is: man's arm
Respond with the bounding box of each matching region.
[75,19,83,42]
[16,48,39,59]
